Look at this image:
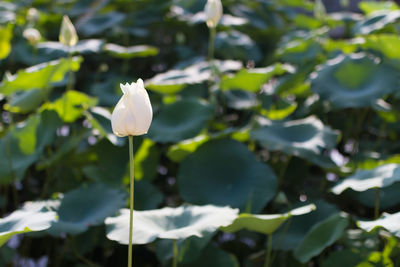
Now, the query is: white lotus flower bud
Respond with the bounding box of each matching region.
[204,0,223,28]
[111,79,153,137]
[26,7,40,22]
[59,15,78,47]
[27,8,40,22]
[23,28,41,45]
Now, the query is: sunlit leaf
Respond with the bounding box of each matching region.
[134,138,160,181]
[104,43,159,58]
[353,11,400,35]
[220,64,293,92]
[332,164,400,194]
[0,56,83,95]
[145,60,242,94]
[358,211,400,238]
[167,134,209,162]
[105,205,238,244]
[36,39,105,58]
[362,34,400,60]
[359,1,399,15]
[0,201,56,247]
[221,204,315,234]
[0,24,12,60]
[251,116,340,167]
[260,95,297,120]
[43,90,97,122]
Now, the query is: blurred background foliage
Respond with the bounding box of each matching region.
[1,0,400,266]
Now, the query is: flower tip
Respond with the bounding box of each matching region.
[136,78,144,88]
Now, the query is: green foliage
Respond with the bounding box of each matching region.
[1,0,400,266]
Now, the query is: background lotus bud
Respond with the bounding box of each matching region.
[111,79,153,137]
[59,15,78,47]
[204,0,223,28]
[23,28,41,45]
[27,8,40,22]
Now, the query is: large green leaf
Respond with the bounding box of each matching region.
[78,12,126,36]
[178,138,277,213]
[0,56,83,95]
[104,43,159,58]
[321,249,364,267]
[215,30,262,63]
[145,60,242,94]
[221,204,315,234]
[311,53,400,108]
[47,183,126,236]
[276,37,322,64]
[105,205,238,244]
[260,94,298,120]
[220,63,293,92]
[148,99,214,143]
[82,139,128,186]
[358,211,400,238]
[332,164,400,194]
[134,180,163,211]
[251,116,339,167]
[351,182,400,209]
[0,201,57,247]
[294,213,349,263]
[223,90,258,110]
[4,89,49,114]
[0,110,61,183]
[273,200,339,250]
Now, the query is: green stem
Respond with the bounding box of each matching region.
[271,218,292,264]
[375,188,380,219]
[63,49,73,119]
[172,239,178,267]
[128,136,135,267]
[208,26,216,61]
[69,236,98,267]
[264,234,272,267]
[278,155,292,187]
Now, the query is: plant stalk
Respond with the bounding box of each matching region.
[208,26,216,61]
[375,188,380,219]
[172,239,178,267]
[128,136,135,267]
[264,234,273,267]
